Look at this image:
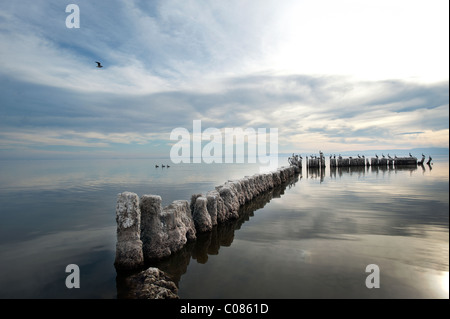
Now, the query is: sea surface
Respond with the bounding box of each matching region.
[0,155,448,298]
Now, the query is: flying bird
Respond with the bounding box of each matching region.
[95,61,103,68]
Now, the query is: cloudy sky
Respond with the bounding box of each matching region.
[0,0,448,159]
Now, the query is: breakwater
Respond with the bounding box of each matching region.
[116,175,298,298]
[114,165,300,271]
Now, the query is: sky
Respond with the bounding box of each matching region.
[0,0,448,160]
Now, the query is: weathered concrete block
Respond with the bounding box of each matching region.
[140,195,196,260]
[193,196,213,232]
[272,171,281,187]
[190,193,202,214]
[230,180,246,206]
[239,178,251,202]
[208,190,227,224]
[217,185,239,220]
[115,192,144,270]
[278,169,287,183]
[140,195,170,260]
[246,176,257,199]
[162,200,196,250]
[206,193,218,226]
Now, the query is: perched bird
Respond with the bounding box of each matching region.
[394,155,398,159]
[95,61,103,68]
[155,165,159,168]
[409,152,413,157]
[388,154,392,159]
[375,154,379,159]
[382,153,385,158]
[167,165,170,168]
[162,164,166,168]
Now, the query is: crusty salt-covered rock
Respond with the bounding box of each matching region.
[193,196,212,232]
[278,168,287,183]
[207,190,226,223]
[206,193,218,226]
[239,178,251,202]
[121,267,179,299]
[140,195,169,259]
[272,171,281,187]
[163,200,197,246]
[140,195,196,260]
[264,173,274,189]
[246,175,257,199]
[114,192,144,270]
[190,193,202,213]
[217,184,240,221]
[254,174,264,194]
[228,180,244,205]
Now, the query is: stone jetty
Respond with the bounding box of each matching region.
[114,165,300,271]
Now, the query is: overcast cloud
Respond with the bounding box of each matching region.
[0,0,448,159]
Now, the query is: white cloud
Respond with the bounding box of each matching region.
[0,0,448,159]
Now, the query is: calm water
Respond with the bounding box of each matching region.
[0,155,448,298]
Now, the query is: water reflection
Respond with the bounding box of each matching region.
[116,175,299,297]
[306,163,432,181]
[0,156,447,298]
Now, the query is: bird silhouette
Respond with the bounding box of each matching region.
[95,61,103,68]
[155,165,159,168]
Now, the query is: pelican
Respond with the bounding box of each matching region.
[162,164,166,168]
[388,154,392,159]
[167,165,170,168]
[382,153,385,158]
[409,152,413,157]
[95,61,103,68]
[394,155,398,159]
[155,165,159,168]
[375,154,378,159]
